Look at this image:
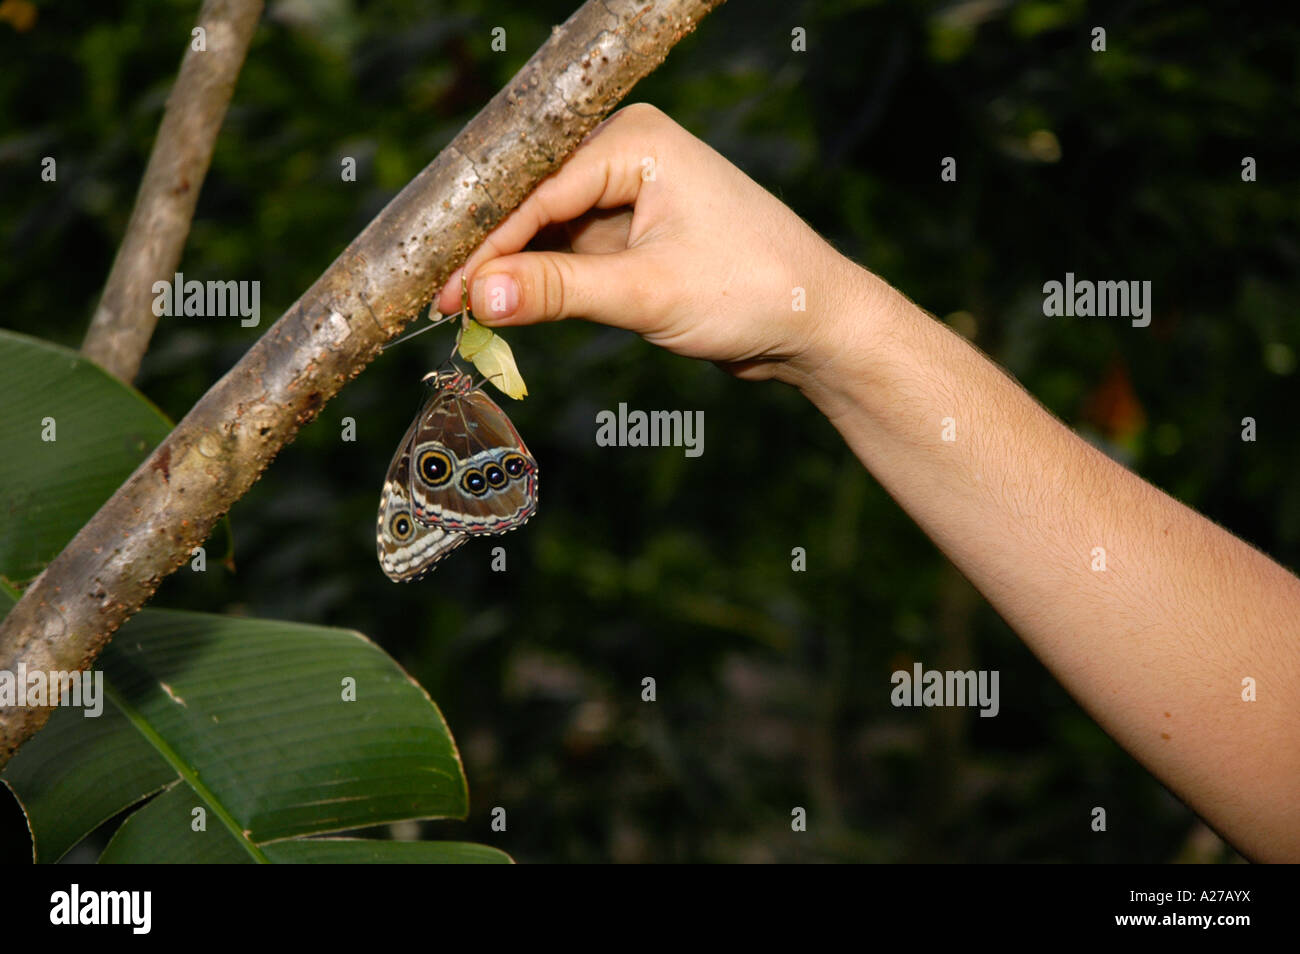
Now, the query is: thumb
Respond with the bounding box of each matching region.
[469,250,654,332]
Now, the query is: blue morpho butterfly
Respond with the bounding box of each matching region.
[377,312,538,580]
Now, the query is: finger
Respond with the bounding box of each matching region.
[436,106,660,313]
[437,158,640,315]
[468,248,661,334]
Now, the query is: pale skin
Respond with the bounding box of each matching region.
[438,103,1300,862]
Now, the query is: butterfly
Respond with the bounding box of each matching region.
[377,368,538,581]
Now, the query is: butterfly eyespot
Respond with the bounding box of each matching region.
[379,375,536,580]
[390,513,414,541]
[417,449,453,486]
[461,468,489,496]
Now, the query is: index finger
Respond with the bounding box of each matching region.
[435,105,657,315]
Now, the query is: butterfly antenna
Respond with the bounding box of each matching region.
[381,308,458,352]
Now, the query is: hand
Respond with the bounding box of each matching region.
[436,103,882,385]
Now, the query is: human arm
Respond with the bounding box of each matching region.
[438,103,1300,861]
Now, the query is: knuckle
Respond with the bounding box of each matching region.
[539,255,569,320]
[619,102,662,124]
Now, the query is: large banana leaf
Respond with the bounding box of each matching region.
[0,330,174,583]
[0,589,508,863]
[0,329,231,584]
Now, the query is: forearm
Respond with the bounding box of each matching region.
[795,260,1300,861]
[450,103,1297,857]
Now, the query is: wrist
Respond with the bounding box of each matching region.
[780,255,918,420]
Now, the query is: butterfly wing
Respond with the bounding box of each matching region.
[377,415,468,581]
[408,385,539,535]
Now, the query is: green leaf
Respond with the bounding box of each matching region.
[0,589,506,863]
[99,783,254,864]
[0,330,173,584]
[0,330,234,584]
[262,839,512,864]
[0,702,173,863]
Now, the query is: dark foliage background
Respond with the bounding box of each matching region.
[2,0,1296,862]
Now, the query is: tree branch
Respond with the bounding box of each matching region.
[81,0,265,384]
[0,0,724,769]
